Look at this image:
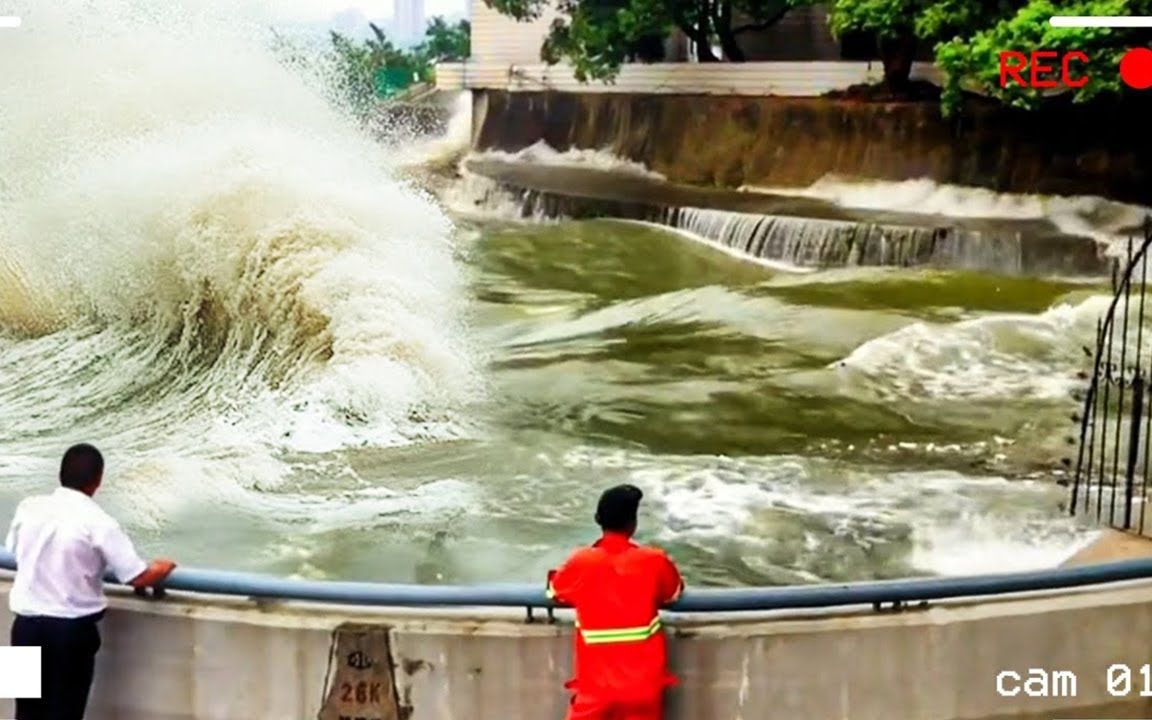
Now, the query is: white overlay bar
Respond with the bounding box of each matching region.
[1050,15,1152,26]
[0,647,41,698]
[0,16,20,28]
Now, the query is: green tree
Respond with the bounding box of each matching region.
[330,22,439,112]
[825,0,922,93]
[484,0,792,81]
[789,0,1028,95]
[418,17,472,61]
[935,0,1152,114]
[329,17,474,110]
[803,0,1151,112]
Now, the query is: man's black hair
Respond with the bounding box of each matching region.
[60,444,104,490]
[595,484,643,532]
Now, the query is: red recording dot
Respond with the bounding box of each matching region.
[1120,47,1152,90]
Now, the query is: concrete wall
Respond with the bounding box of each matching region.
[436,60,942,96]
[470,90,1152,206]
[469,0,556,63]
[5,573,1152,719]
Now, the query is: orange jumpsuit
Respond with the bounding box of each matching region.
[547,531,684,720]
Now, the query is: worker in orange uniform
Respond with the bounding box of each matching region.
[546,484,684,720]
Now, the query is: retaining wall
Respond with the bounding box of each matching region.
[437,60,942,96]
[3,574,1152,719]
[470,89,1152,206]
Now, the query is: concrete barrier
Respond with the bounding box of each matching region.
[4,574,1152,720]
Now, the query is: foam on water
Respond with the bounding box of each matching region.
[559,446,1088,581]
[743,176,1150,249]
[0,10,1114,581]
[390,91,474,168]
[0,1,480,512]
[465,143,1143,248]
[471,141,667,180]
[834,295,1112,401]
[440,168,560,223]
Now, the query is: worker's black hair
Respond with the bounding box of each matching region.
[595,484,643,532]
[60,444,104,490]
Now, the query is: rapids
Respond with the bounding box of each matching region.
[0,0,1113,586]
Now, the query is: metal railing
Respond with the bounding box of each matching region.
[1071,218,1152,531]
[4,548,1152,615]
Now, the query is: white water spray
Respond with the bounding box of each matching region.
[0,1,480,519]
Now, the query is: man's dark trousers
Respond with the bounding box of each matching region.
[10,613,102,720]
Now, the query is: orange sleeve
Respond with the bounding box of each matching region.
[656,551,684,605]
[546,551,583,604]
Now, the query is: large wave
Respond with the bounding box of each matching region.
[0,1,480,510]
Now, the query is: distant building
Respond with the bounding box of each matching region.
[434,0,942,95]
[395,0,426,44]
[330,7,371,37]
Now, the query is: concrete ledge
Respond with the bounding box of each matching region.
[6,574,1152,719]
[464,158,1111,277]
[1062,528,1152,567]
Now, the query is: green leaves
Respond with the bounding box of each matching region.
[934,0,1152,114]
[487,0,795,80]
[483,0,1150,116]
[419,17,472,62]
[826,0,918,38]
[793,0,1151,114]
[329,17,472,112]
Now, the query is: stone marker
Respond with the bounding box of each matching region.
[318,624,408,720]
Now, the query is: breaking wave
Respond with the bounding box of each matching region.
[0,1,480,508]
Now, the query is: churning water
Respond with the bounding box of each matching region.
[0,0,1107,586]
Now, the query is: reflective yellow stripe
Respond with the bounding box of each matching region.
[578,617,662,644]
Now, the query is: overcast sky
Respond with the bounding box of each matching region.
[274,0,468,22]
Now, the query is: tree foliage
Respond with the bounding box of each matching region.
[486,0,1151,114]
[329,17,472,113]
[798,0,1152,113]
[485,0,792,80]
[935,0,1152,113]
[421,16,473,62]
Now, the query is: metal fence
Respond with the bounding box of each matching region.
[1071,217,1152,531]
[5,548,1152,615]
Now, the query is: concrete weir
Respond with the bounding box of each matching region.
[463,158,1112,277]
[7,573,1152,719]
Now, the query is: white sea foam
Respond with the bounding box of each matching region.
[471,140,667,180]
[742,175,1148,249]
[833,295,1112,401]
[464,142,1144,251]
[559,446,1088,581]
[0,0,480,518]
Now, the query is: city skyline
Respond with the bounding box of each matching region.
[393,0,427,44]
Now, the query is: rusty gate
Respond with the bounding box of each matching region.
[1071,217,1152,532]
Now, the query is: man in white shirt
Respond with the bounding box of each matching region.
[5,444,176,720]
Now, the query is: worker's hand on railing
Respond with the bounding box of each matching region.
[130,558,177,589]
[545,568,571,606]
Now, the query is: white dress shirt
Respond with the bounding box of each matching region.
[5,487,148,618]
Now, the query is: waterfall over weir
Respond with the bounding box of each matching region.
[457,159,1113,277]
[669,207,946,268]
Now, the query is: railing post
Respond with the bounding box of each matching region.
[1126,373,1145,530]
